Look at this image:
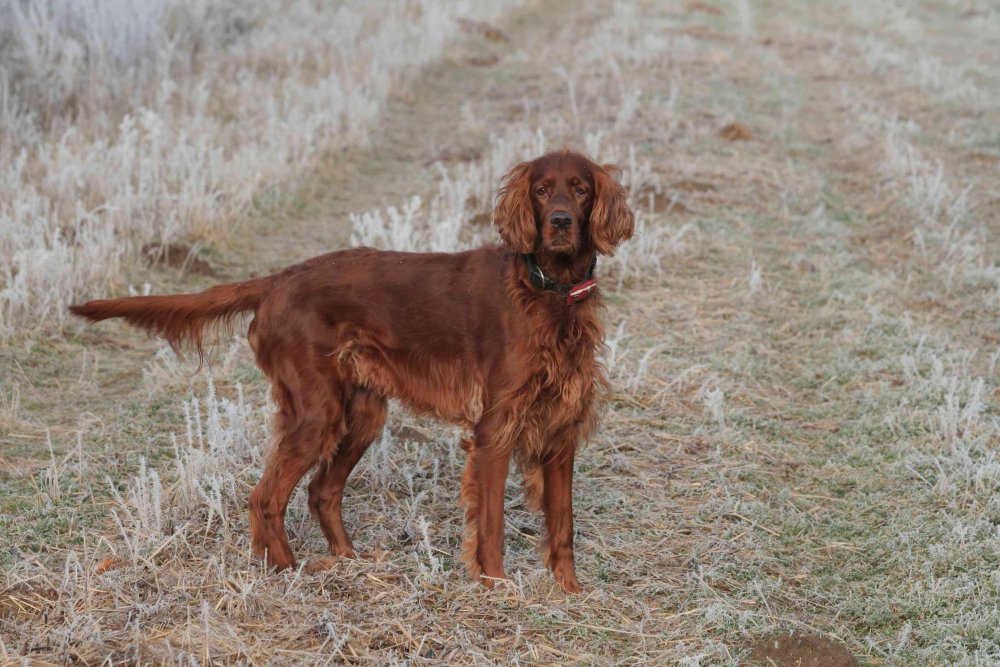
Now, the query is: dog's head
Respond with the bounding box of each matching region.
[493,151,634,256]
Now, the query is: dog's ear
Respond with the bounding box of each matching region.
[589,163,635,255]
[493,161,537,254]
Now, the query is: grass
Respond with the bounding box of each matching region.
[2,0,1000,664]
[0,0,522,338]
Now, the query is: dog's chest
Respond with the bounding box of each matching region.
[523,303,602,408]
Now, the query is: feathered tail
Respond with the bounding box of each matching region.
[69,276,274,356]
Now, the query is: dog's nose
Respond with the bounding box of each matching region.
[550,212,572,230]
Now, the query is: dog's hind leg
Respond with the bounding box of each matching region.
[248,425,325,570]
[307,387,387,560]
[248,354,347,570]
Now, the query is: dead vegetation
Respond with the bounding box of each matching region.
[2,0,999,665]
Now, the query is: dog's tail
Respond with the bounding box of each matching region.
[70,276,275,356]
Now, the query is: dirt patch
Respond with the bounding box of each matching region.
[720,122,753,141]
[748,633,858,667]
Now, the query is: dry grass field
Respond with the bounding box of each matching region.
[2,0,999,664]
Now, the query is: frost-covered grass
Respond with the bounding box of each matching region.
[0,0,520,338]
[2,0,999,664]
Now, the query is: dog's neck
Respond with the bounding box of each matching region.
[531,250,596,285]
[523,251,598,304]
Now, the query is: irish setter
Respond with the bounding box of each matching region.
[71,150,634,592]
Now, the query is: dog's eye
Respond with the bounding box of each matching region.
[535,187,547,196]
[575,186,587,196]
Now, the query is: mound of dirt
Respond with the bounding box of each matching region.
[748,632,858,667]
[720,121,753,141]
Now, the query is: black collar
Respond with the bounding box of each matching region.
[522,254,599,304]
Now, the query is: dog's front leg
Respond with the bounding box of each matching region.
[541,439,582,593]
[460,423,514,588]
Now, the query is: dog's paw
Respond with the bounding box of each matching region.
[551,561,582,594]
[304,556,340,573]
[479,573,512,590]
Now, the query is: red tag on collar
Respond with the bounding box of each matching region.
[566,278,598,304]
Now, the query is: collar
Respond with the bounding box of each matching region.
[522,254,599,304]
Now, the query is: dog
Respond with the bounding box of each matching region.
[71,150,634,592]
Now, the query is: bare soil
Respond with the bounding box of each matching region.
[748,633,858,667]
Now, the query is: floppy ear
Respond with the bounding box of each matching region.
[590,163,635,255]
[493,161,537,253]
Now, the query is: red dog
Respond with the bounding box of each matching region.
[71,150,634,592]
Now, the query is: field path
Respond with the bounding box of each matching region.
[2,1,998,664]
[224,3,584,274]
